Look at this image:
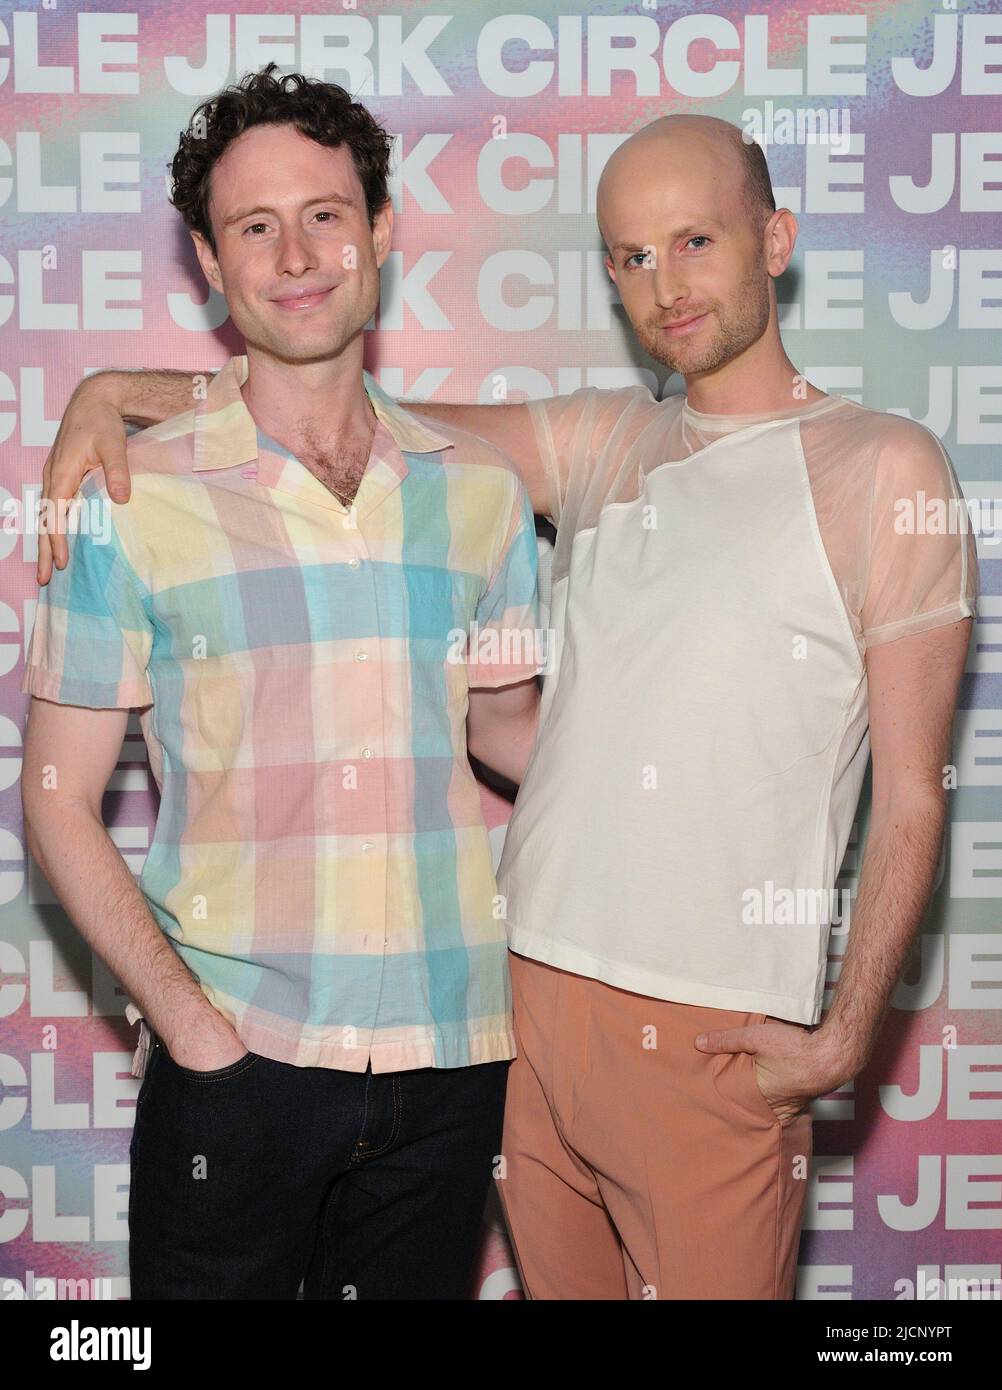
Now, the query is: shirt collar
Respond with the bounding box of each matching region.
[192,354,453,472]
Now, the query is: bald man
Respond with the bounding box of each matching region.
[39,113,977,1300]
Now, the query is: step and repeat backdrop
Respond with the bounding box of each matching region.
[1,0,1000,1301]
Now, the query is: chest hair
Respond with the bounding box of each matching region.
[296,421,373,508]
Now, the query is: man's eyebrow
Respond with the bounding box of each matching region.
[610,220,725,254]
[222,192,356,227]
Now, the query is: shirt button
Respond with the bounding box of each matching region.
[347,558,361,570]
[355,651,368,662]
[361,747,373,759]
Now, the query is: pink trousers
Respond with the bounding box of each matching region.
[498,950,813,1300]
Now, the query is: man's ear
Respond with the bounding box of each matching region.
[191,231,223,294]
[372,199,394,269]
[765,209,797,280]
[604,254,618,287]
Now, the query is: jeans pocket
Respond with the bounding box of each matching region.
[160,1045,259,1083]
[133,1038,162,1117]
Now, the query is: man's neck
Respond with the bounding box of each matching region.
[240,343,378,507]
[681,345,826,416]
[240,340,373,452]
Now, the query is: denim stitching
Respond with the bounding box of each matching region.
[350,1068,374,1164]
[316,1177,351,1297]
[359,1075,402,1159]
[168,1052,259,1084]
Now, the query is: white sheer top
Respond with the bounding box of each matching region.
[532,387,978,655]
[497,388,978,1023]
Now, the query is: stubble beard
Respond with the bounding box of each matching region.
[245,278,376,368]
[634,260,772,379]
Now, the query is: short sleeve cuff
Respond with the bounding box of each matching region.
[21,663,153,709]
[465,606,548,688]
[863,597,976,649]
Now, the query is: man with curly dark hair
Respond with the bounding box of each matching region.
[169,65,394,265]
[21,64,543,1300]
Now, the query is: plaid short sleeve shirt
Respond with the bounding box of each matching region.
[22,355,542,1072]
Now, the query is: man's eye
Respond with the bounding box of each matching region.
[315,211,337,223]
[244,223,268,236]
[686,236,710,250]
[625,251,652,268]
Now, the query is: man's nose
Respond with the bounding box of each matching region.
[650,258,689,310]
[274,226,316,276]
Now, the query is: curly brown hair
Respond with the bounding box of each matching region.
[168,62,394,256]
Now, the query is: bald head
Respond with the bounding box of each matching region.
[596,114,792,383]
[597,115,775,249]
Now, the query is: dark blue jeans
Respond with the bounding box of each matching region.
[128,1034,510,1299]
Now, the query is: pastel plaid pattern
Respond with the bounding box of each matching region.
[23,355,541,1071]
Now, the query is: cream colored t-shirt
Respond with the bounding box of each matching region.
[496,387,979,1024]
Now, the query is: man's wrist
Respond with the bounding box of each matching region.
[81,369,130,412]
[156,1003,238,1056]
[809,1015,872,1087]
[80,368,183,427]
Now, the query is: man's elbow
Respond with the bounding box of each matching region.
[21,795,50,874]
[22,783,99,863]
[869,781,946,837]
[22,804,39,862]
[21,775,44,850]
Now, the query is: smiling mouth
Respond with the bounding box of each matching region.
[272,288,335,311]
[662,312,708,336]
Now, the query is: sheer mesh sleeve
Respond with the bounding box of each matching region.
[525,387,602,527]
[861,420,979,648]
[525,385,655,529]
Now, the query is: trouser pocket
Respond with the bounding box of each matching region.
[710,1012,800,1130]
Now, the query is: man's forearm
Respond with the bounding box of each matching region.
[400,401,495,431]
[819,793,946,1074]
[86,368,208,427]
[24,801,232,1055]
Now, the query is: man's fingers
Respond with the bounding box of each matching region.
[102,445,131,502]
[35,388,131,581]
[696,1027,752,1052]
[36,529,53,585]
[695,1023,768,1052]
[35,521,67,585]
[50,522,68,572]
[45,453,112,577]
